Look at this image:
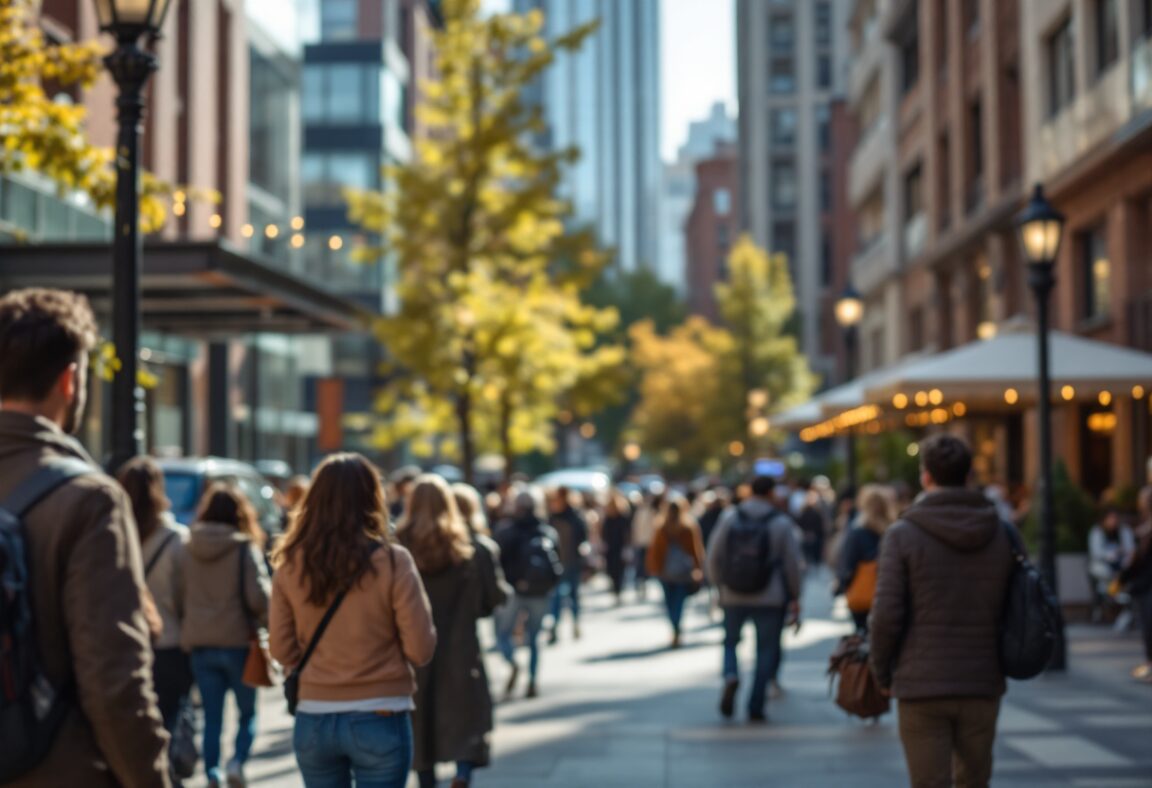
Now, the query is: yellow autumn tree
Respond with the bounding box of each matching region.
[347,0,623,481]
[0,0,193,232]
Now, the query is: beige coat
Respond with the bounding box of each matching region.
[141,515,188,650]
[180,523,270,650]
[0,412,169,788]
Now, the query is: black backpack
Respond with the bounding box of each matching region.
[999,523,1062,679]
[516,534,563,597]
[722,510,775,594]
[0,458,91,782]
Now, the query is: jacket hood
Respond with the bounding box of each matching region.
[188,522,252,561]
[0,411,94,465]
[902,488,1001,552]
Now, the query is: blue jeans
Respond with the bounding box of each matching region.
[661,581,690,633]
[496,594,550,681]
[190,647,257,783]
[549,568,581,629]
[722,606,786,716]
[295,711,412,788]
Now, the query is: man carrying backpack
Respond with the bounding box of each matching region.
[494,488,563,699]
[869,435,1015,788]
[707,475,802,722]
[0,289,170,786]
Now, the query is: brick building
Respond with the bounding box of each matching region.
[685,144,741,322]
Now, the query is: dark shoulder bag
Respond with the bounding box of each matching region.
[284,543,385,715]
[999,522,1062,680]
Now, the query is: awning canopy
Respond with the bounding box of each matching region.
[864,329,1152,405]
[0,240,374,337]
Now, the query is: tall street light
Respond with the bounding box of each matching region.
[1016,182,1067,671]
[835,284,864,491]
[94,0,174,470]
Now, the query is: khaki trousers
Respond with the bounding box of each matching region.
[897,697,1001,788]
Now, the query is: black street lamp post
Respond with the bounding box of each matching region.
[835,285,864,491]
[1016,183,1067,671]
[94,0,174,471]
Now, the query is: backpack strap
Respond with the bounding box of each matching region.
[0,457,93,519]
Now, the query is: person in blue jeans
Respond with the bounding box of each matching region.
[546,487,589,644]
[269,454,437,788]
[181,484,271,787]
[706,475,803,722]
[646,496,706,648]
[494,489,563,698]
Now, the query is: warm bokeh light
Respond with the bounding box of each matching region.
[172,201,185,216]
[907,443,920,457]
[729,440,745,457]
[747,389,769,409]
[1061,385,1075,401]
[929,389,943,405]
[209,213,223,229]
[291,216,305,231]
[749,416,770,437]
[976,321,997,340]
[1134,385,1146,400]
[1098,391,1113,407]
[1004,388,1019,405]
[952,402,967,417]
[579,422,597,439]
[241,223,254,238]
[914,391,929,407]
[623,442,641,462]
[893,393,909,409]
[328,235,344,251]
[265,224,279,239]
[290,233,305,249]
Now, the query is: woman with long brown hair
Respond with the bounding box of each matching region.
[269,454,435,788]
[117,457,191,735]
[181,483,270,788]
[399,475,503,788]
[835,483,897,632]
[646,495,706,648]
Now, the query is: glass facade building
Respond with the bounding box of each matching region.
[513,0,662,273]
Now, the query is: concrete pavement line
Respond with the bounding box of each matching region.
[1003,735,1134,769]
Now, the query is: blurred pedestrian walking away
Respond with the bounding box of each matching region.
[547,486,590,643]
[647,496,706,648]
[601,490,634,604]
[869,435,1015,788]
[1120,486,1152,682]
[494,489,563,699]
[399,476,505,787]
[834,484,896,632]
[632,486,665,600]
[707,476,802,722]
[270,453,436,788]
[0,289,170,787]
[182,484,271,788]
[117,456,193,780]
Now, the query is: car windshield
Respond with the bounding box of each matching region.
[164,472,203,517]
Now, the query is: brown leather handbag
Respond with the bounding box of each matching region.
[827,634,889,720]
[238,545,277,688]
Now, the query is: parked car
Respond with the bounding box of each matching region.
[535,468,612,494]
[158,457,284,539]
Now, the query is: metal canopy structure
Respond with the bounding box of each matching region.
[0,240,373,337]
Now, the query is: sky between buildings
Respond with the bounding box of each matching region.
[483,0,736,162]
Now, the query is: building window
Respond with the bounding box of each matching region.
[898,4,920,94]
[770,57,795,94]
[937,134,951,232]
[1095,0,1119,76]
[772,108,797,146]
[321,0,358,41]
[1048,16,1076,117]
[858,187,886,251]
[1081,224,1111,319]
[717,223,730,249]
[815,2,833,46]
[820,167,832,212]
[773,220,796,265]
[303,152,380,205]
[909,307,925,352]
[1141,0,1152,38]
[304,64,385,125]
[816,104,831,151]
[770,12,795,50]
[968,100,983,212]
[821,237,832,286]
[817,53,833,89]
[714,188,731,216]
[963,0,980,36]
[772,159,797,210]
[904,162,923,220]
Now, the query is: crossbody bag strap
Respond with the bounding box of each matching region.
[298,542,385,675]
[238,543,256,634]
[0,457,92,518]
[144,530,179,579]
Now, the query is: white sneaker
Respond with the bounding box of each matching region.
[226,760,246,788]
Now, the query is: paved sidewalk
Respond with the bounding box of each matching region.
[190,570,1152,787]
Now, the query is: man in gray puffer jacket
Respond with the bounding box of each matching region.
[870,434,1015,788]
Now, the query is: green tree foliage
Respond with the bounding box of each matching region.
[628,235,817,474]
[346,0,624,482]
[0,0,197,231]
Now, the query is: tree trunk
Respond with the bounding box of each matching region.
[500,393,514,486]
[456,387,476,487]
